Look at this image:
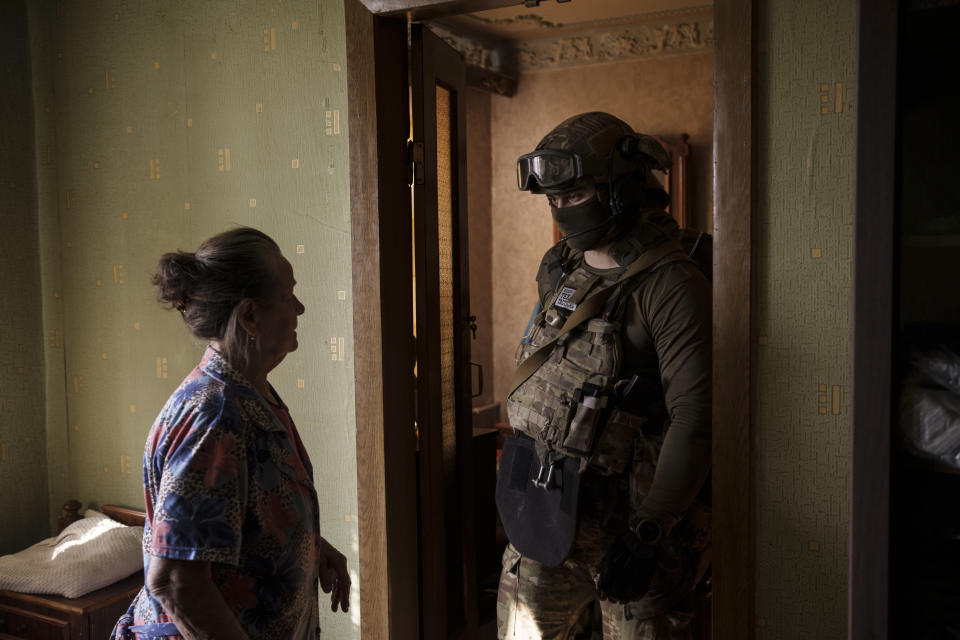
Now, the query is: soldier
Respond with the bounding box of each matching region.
[495,112,711,639]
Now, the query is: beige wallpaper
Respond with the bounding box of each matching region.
[754,0,855,636]
[14,1,360,635]
[0,0,50,556]
[30,0,71,547]
[486,51,715,416]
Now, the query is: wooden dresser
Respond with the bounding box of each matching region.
[0,503,144,640]
[0,572,140,640]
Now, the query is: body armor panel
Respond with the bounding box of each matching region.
[507,261,651,476]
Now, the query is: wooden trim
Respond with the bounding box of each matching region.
[849,0,897,637]
[346,3,419,639]
[100,504,145,527]
[0,602,71,625]
[0,574,142,615]
[345,4,388,635]
[669,134,691,229]
[712,0,755,637]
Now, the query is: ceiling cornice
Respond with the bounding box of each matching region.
[515,8,713,71]
[429,5,713,76]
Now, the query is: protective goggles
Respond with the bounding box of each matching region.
[516,149,583,192]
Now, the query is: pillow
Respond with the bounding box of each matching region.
[0,509,143,598]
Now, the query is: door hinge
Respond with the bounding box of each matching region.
[407,140,425,186]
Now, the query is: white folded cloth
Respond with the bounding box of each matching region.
[0,509,143,598]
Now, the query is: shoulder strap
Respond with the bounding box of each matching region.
[536,242,577,306]
[508,240,684,395]
[602,251,696,323]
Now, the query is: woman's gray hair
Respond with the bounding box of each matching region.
[152,227,281,371]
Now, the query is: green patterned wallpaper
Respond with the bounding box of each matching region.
[0,0,50,556]
[13,1,359,635]
[755,0,855,636]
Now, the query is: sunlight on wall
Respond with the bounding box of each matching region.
[350,527,361,628]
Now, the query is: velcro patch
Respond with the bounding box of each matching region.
[554,286,577,311]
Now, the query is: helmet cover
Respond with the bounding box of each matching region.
[521,112,672,195]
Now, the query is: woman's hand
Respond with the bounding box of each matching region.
[318,538,351,613]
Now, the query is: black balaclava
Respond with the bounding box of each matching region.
[550,192,615,251]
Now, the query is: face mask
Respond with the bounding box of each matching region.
[551,195,615,251]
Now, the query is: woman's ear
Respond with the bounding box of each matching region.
[235,298,259,338]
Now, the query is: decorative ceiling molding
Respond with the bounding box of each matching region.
[455,4,712,40]
[428,8,713,77]
[515,14,713,71]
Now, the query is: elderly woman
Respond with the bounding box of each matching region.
[113,227,350,640]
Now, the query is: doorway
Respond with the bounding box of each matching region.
[346,1,755,638]
[436,10,717,636]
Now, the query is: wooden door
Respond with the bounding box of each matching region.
[410,23,479,640]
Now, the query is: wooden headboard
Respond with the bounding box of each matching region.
[58,500,146,533]
[101,504,146,527]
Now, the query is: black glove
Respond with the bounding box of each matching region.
[595,521,661,603]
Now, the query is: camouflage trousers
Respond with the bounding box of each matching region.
[497,543,701,640]
[496,474,709,640]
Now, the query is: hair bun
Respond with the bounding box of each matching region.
[153,250,200,309]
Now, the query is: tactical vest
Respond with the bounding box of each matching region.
[506,249,683,476]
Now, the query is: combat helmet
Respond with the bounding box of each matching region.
[516,112,672,214]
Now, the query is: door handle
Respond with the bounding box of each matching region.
[470,362,483,398]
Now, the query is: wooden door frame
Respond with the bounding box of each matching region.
[850,0,897,638]
[712,0,755,638]
[347,0,758,638]
[346,4,419,639]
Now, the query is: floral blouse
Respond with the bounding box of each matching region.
[113,347,321,639]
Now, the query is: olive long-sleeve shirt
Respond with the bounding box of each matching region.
[568,254,712,532]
